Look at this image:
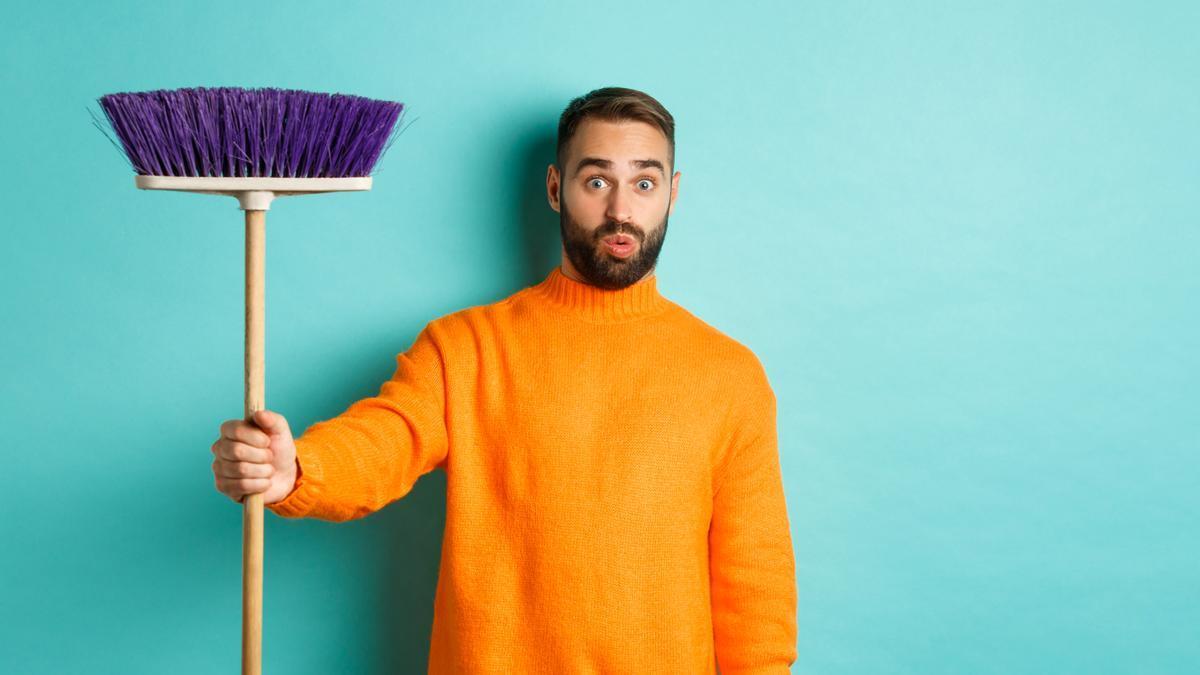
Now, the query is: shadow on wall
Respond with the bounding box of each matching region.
[513,122,565,286]
[371,469,448,675]
[370,121,562,672]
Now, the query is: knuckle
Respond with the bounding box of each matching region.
[233,443,258,463]
[237,462,266,478]
[246,444,268,463]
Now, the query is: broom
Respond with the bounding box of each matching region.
[94,86,405,675]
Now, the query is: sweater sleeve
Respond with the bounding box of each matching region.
[709,367,798,675]
[266,321,450,522]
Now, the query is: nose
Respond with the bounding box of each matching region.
[605,182,633,226]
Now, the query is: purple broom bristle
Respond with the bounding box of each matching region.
[94,86,405,178]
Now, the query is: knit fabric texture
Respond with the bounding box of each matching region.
[267,265,798,674]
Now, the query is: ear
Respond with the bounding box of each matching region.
[547,163,561,213]
[668,170,681,216]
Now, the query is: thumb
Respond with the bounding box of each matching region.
[253,408,292,439]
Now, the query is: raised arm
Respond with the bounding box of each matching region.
[267,321,450,522]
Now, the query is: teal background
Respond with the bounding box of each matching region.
[2,1,1196,673]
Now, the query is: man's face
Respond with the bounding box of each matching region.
[548,118,681,290]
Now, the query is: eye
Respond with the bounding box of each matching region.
[637,179,655,190]
[587,177,607,189]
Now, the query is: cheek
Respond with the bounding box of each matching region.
[643,194,668,212]
[633,194,668,221]
[566,189,604,216]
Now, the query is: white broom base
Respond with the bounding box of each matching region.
[134,175,372,210]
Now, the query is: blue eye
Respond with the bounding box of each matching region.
[588,178,606,189]
[637,179,654,190]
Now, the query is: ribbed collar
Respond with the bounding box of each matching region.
[527,265,672,323]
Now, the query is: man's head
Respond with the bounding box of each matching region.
[547,87,681,290]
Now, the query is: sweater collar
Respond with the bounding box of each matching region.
[529,265,671,323]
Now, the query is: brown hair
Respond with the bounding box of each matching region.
[556,87,676,172]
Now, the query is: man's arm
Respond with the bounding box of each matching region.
[709,368,798,674]
[266,321,450,522]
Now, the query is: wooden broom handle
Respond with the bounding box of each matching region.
[243,209,266,675]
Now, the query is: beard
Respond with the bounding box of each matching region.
[558,188,669,290]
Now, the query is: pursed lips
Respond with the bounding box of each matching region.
[601,233,637,246]
[600,233,638,258]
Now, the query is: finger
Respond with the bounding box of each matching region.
[219,419,271,448]
[215,460,274,480]
[213,456,273,479]
[214,440,272,463]
[220,477,271,499]
[240,478,271,494]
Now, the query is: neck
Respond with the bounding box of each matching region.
[528,264,670,323]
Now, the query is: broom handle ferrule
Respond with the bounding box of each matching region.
[238,190,275,211]
[243,208,266,675]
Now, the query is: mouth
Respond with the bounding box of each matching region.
[601,234,637,258]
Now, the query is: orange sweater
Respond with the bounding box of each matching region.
[267,266,798,674]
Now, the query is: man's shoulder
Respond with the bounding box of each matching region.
[658,300,774,400]
[670,302,765,364]
[418,282,532,336]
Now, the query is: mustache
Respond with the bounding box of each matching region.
[593,221,644,242]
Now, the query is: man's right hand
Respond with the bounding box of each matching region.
[211,409,299,505]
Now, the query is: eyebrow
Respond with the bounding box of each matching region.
[573,157,666,177]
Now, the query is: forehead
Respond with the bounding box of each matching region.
[566,118,670,165]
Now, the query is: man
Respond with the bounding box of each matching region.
[211,86,798,674]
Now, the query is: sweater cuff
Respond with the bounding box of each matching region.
[265,437,324,519]
[720,666,793,675]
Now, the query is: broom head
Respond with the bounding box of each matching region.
[94,86,405,208]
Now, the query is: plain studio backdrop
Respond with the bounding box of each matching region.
[1,1,1196,673]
